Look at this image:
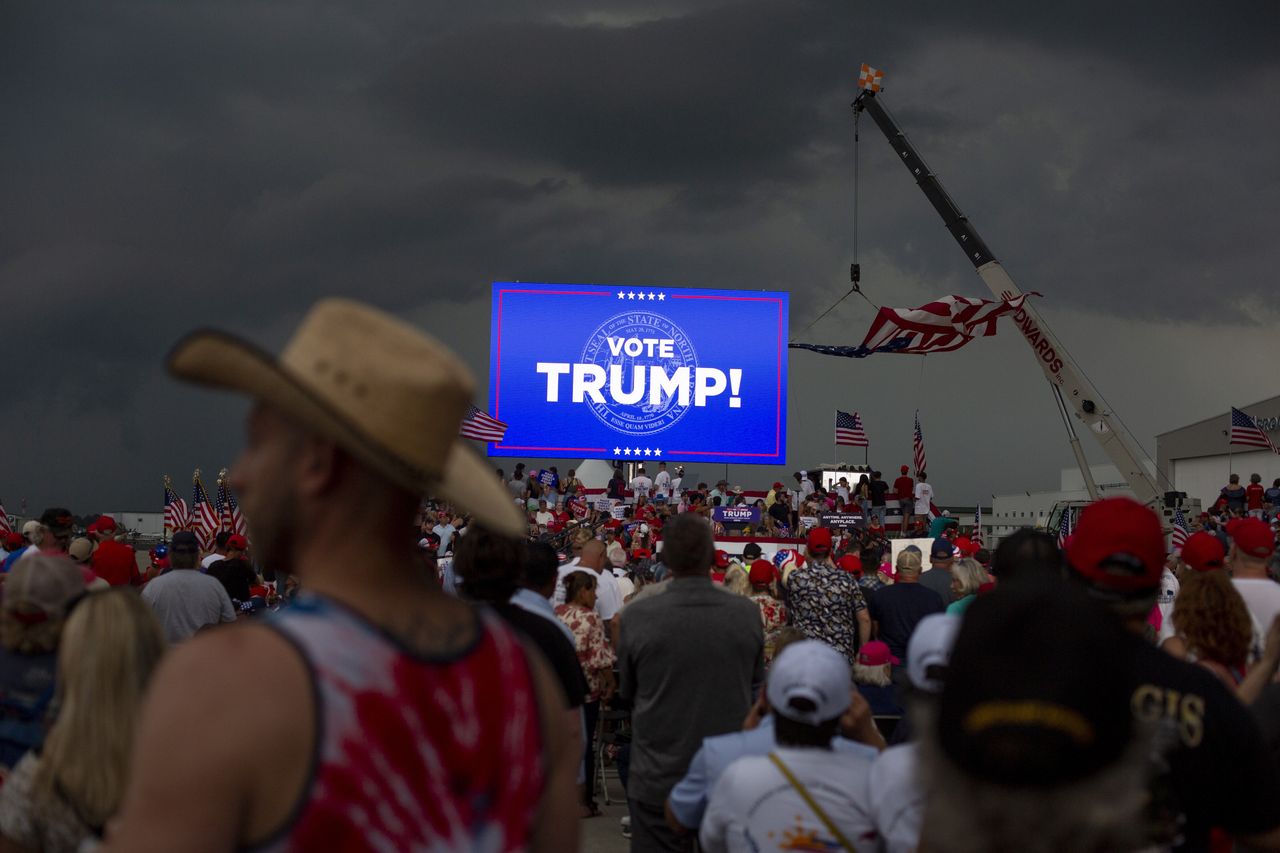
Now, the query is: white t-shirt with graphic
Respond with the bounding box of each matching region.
[913,482,934,516]
[700,746,876,853]
[653,470,672,497]
[1156,567,1180,643]
[630,475,653,500]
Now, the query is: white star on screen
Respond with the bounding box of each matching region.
[613,446,622,454]
[617,291,625,299]
[653,449,662,456]
[657,293,665,301]
[627,291,635,299]
[622,447,631,455]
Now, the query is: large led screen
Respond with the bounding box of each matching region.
[487,282,788,465]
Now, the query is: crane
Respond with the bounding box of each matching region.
[851,83,1171,513]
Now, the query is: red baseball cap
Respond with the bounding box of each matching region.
[953,536,979,557]
[714,549,730,569]
[1180,531,1226,572]
[1066,498,1165,592]
[1231,518,1276,559]
[94,516,117,533]
[857,640,900,667]
[4,532,24,550]
[900,465,909,474]
[632,548,652,560]
[837,554,862,575]
[226,534,249,551]
[772,481,785,490]
[806,527,832,554]
[749,559,775,586]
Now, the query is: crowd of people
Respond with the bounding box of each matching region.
[496,461,941,547]
[2,298,1280,852]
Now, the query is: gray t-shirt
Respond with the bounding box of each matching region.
[918,567,953,605]
[141,570,236,644]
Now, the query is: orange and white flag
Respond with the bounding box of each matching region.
[858,63,884,93]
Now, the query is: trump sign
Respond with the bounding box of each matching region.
[488,282,788,465]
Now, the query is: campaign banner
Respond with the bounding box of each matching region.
[822,512,866,530]
[713,506,761,525]
[487,282,789,465]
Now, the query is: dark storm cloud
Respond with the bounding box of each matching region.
[1,0,1277,513]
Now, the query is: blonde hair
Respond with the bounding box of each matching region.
[35,589,167,828]
[723,564,751,596]
[951,558,989,599]
[896,550,923,576]
[853,662,892,687]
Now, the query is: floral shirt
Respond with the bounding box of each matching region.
[749,593,788,665]
[785,563,867,666]
[555,603,616,702]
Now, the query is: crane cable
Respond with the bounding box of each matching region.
[791,106,878,343]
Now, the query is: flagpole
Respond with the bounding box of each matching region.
[162,474,171,544]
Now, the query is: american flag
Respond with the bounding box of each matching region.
[913,411,927,477]
[835,410,869,447]
[973,503,983,545]
[1170,508,1189,551]
[0,500,11,536]
[1230,407,1279,454]
[216,473,247,536]
[790,293,1037,359]
[1057,506,1073,549]
[191,471,220,550]
[163,477,189,536]
[459,405,508,442]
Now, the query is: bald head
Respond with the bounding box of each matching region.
[580,539,606,571]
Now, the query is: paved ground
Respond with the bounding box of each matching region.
[580,774,632,853]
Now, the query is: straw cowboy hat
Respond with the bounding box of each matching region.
[167,298,523,536]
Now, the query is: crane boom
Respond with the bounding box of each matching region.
[852,89,1162,508]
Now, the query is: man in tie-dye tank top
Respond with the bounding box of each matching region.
[104,300,580,852]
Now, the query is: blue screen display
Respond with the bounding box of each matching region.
[488,282,789,465]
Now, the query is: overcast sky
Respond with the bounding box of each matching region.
[3,0,1278,516]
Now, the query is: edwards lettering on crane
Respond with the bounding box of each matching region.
[1011,305,1065,380]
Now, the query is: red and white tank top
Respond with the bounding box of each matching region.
[253,594,545,852]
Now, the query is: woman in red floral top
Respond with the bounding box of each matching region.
[555,570,617,816]
[747,560,788,664]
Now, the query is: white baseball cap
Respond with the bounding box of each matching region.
[906,613,961,693]
[766,640,852,725]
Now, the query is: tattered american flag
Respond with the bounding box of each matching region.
[973,503,983,546]
[459,405,508,442]
[913,411,927,478]
[1170,508,1189,551]
[192,473,220,550]
[1230,407,1279,454]
[858,63,884,93]
[835,410,869,447]
[0,501,11,536]
[789,293,1038,359]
